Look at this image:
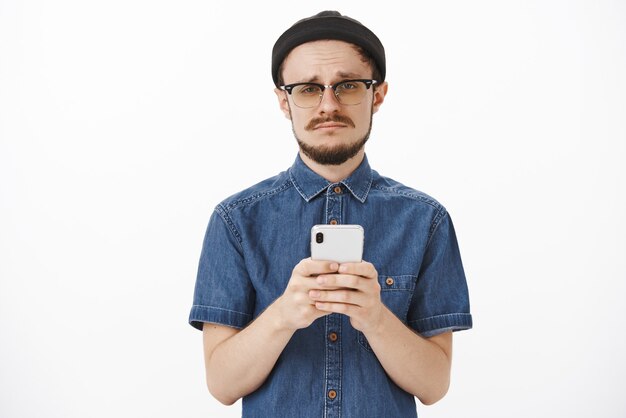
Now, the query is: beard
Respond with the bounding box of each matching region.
[292,110,374,166]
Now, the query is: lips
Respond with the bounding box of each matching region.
[305,115,356,131]
[314,122,347,130]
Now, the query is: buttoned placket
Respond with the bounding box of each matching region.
[324,183,344,417]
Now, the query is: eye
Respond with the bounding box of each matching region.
[296,84,322,95]
[336,81,363,94]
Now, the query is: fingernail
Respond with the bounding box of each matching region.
[339,265,347,273]
[316,276,326,284]
[309,290,320,298]
[330,263,339,271]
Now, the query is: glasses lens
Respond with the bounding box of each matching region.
[292,84,323,108]
[335,81,368,105]
[288,81,371,108]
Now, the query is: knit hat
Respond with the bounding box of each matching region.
[271,10,386,86]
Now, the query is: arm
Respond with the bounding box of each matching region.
[363,308,452,405]
[202,259,340,405]
[309,262,452,405]
[202,306,295,405]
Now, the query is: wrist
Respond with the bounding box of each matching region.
[364,303,392,339]
[265,296,295,334]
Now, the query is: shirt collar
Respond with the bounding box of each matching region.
[288,154,373,203]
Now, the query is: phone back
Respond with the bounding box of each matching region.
[310,225,364,263]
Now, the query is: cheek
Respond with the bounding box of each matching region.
[289,110,309,129]
[351,107,372,128]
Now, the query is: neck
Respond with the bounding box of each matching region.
[299,149,365,183]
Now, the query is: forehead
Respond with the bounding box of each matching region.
[281,40,372,83]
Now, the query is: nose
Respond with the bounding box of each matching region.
[317,86,341,113]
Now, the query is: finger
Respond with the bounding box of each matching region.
[337,261,377,278]
[309,289,366,307]
[316,273,362,289]
[314,301,359,315]
[295,258,340,277]
[311,305,333,318]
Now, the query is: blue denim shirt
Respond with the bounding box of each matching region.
[189,154,472,418]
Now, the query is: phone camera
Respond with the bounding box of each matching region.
[315,232,324,243]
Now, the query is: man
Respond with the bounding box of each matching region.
[189,10,472,418]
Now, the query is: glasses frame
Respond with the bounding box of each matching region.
[279,79,378,108]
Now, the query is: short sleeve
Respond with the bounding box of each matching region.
[188,207,255,331]
[407,212,473,337]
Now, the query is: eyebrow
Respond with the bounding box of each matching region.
[295,72,365,84]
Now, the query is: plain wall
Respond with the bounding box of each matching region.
[1,1,625,417]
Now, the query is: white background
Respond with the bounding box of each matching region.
[1,1,625,417]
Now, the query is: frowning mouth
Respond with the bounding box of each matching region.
[305,115,355,131]
[313,122,347,130]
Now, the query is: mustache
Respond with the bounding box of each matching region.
[305,114,356,131]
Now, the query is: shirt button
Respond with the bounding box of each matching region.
[385,277,394,286]
[333,186,342,194]
[328,332,338,342]
[329,219,338,225]
[328,390,337,400]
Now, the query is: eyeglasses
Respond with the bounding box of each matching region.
[279,79,378,108]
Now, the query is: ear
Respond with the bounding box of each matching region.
[274,88,292,120]
[372,81,388,114]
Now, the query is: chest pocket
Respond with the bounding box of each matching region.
[358,274,417,352]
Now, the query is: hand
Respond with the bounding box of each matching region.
[273,258,340,331]
[308,261,383,333]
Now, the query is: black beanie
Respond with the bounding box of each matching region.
[271,11,386,87]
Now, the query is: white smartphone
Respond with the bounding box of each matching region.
[310,224,364,263]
